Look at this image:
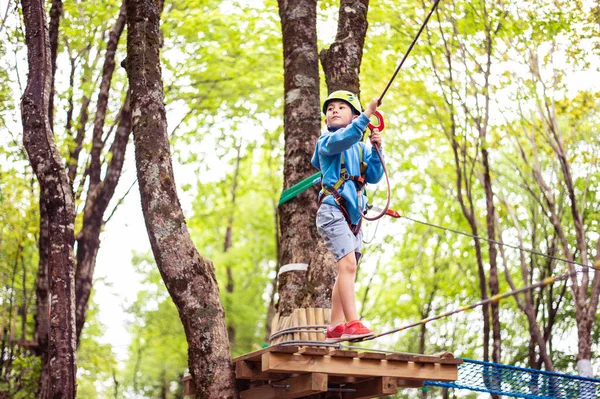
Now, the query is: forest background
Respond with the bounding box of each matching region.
[1,0,599,397]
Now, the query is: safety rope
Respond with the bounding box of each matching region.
[402,214,598,272]
[357,0,443,221]
[377,0,442,104]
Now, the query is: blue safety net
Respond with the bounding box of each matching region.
[425,358,600,399]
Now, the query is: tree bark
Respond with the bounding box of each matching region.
[319,0,369,94]
[48,0,62,131]
[125,0,237,396]
[89,1,127,188]
[276,0,322,316]
[21,0,77,397]
[75,91,132,344]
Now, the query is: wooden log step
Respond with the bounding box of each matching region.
[356,352,386,360]
[298,347,329,356]
[385,353,416,362]
[328,349,359,358]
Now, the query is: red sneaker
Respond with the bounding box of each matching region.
[325,322,345,343]
[341,320,374,341]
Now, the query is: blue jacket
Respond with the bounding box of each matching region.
[311,113,385,224]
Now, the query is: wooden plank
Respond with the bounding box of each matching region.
[329,349,359,358]
[236,360,288,381]
[262,352,458,381]
[397,379,424,388]
[234,345,298,363]
[437,357,463,365]
[386,353,417,362]
[357,352,386,360]
[298,347,328,356]
[239,372,328,399]
[342,376,397,399]
[412,355,443,363]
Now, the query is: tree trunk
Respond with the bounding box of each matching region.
[48,0,62,131]
[306,0,370,310]
[319,0,369,94]
[125,0,237,396]
[275,0,322,316]
[75,91,132,344]
[21,0,77,397]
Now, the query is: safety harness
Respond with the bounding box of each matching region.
[318,145,368,236]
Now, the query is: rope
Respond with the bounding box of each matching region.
[402,214,597,271]
[359,0,443,220]
[268,325,328,341]
[358,146,390,221]
[378,0,442,103]
[354,270,578,343]
[269,271,577,345]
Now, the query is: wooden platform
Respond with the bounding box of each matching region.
[183,345,462,398]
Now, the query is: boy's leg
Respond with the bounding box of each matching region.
[337,251,359,322]
[330,279,344,326]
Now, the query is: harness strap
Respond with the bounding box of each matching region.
[319,144,367,236]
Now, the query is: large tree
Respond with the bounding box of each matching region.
[20,0,77,396]
[125,0,237,396]
[276,0,371,318]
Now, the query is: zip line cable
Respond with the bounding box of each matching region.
[377,0,442,103]
[355,269,579,342]
[401,214,598,272]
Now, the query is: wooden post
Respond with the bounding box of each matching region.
[315,308,325,341]
[297,308,308,341]
[291,310,299,341]
[306,308,317,341]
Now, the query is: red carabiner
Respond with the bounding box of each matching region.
[367,110,385,132]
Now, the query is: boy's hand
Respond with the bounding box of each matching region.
[364,98,379,118]
[369,128,382,149]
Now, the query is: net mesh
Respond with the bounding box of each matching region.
[425,359,600,399]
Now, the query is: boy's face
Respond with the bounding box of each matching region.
[325,100,357,130]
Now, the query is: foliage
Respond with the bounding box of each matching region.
[1,0,600,396]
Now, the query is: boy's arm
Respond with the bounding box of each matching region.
[318,114,370,155]
[364,144,385,184]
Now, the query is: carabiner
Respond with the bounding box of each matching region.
[367,110,385,132]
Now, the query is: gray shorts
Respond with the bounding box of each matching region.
[316,204,363,262]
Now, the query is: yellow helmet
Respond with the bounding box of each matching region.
[322,90,362,115]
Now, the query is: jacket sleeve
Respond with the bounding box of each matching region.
[318,114,370,156]
[364,145,385,184]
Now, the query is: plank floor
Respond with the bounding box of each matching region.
[184,345,462,398]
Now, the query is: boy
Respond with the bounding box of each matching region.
[311,90,384,342]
